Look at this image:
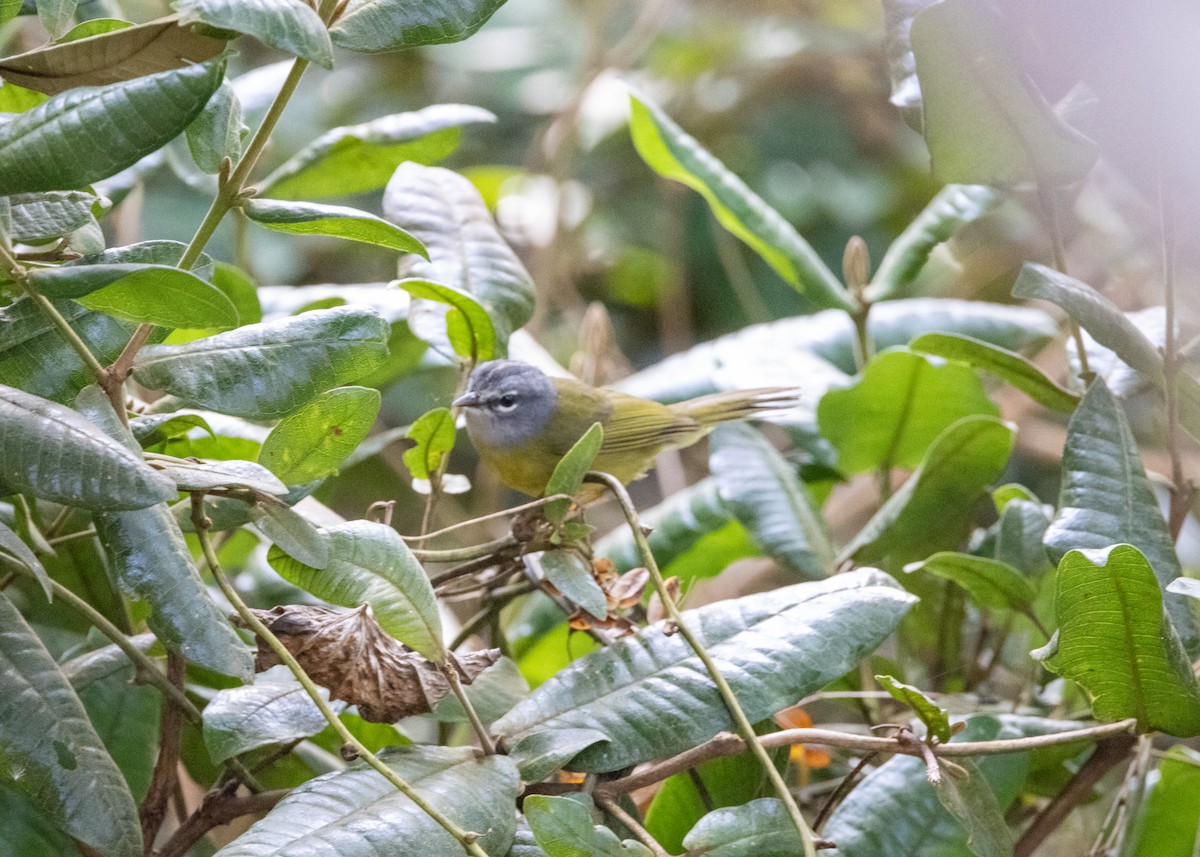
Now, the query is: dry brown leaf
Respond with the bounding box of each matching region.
[646,576,681,624]
[235,604,499,723]
[606,567,649,610]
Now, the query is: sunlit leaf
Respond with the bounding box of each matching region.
[875,674,951,743]
[259,386,381,485]
[329,0,509,53]
[402,407,456,481]
[244,198,427,254]
[395,278,496,362]
[173,0,332,67]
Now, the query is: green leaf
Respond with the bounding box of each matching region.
[866,184,998,301]
[395,278,496,363]
[403,407,456,482]
[0,15,226,96]
[875,674,951,743]
[1040,545,1200,736]
[173,0,332,67]
[524,794,652,857]
[910,0,1097,184]
[494,570,915,774]
[0,385,174,509]
[507,728,610,783]
[681,798,805,857]
[0,59,225,194]
[6,190,98,243]
[152,457,287,494]
[212,746,518,857]
[259,386,381,485]
[434,657,529,725]
[995,497,1053,577]
[186,79,245,173]
[383,163,534,352]
[842,416,1014,569]
[59,18,134,41]
[130,413,213,448]
[1044,379,1199,655]
[211,261,262,325]
[267,520,444,662]
[37,0,77,40]
[329,0,508,53]
[0,594,141,857]
[910,332,1079,412]
[132,306,390,420]
[544,422,603,524]
[931,757,1016,857]
[1013,263,1163,380]
[628,92,852,312]
[538,551,606,620]
[243,198,427,254]
[250,496,330,569]
[0,518,50,600]
[709,423,834,579]
[203,679,327,763]
[1127,747,1200,857]
[818,348,999,474]
[904,552,1039,616]
[260,103,495,200]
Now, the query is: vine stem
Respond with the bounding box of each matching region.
[441,661,496,754]
[189,495,492,857]
[589,471,818,857]
[410,534,518,564]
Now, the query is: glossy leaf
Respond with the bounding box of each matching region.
[260,103,495,199]
[251,496,331,569]
[186,79,246,172]
[911,0,1098,184]
[1126,747,1200,857]
[524,794,652,857]
[0,59,224,194]
[544,422,603,524]
[130,413,213,448]
[244,198,427,254]
[494,570,915,773]
[267,520,444,662]
[203,679,327,763]
[152,457,287,494]
[174,0,332,67]
[904,552,1038,616]
[403,407,456,481]
[875,674,951,743]
[1039,545,1200,736]
[259,386,381,485]
[538,551,607,620]
[0,518,50,600]
[628,93,852,311]
[842,416,1015,569]
[681,798,804,857]
[329,0,508,53]
[132,306,390,420]
[395,278,496,362]
[6,190,97,243]
[995,497,1053,577]
[819,349,998,474]
[0,594,141,857]
[1043,379,1199,654]
[0,385,175,510]
[709,423,833,579]
[910,332,1079,412]
[213,746,518,857]
[932,757,1015,857]
[383,163,535,351]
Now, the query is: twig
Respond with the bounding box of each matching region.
[155,787,289,857]
[596,796,671,857]
[189,494,493,857]
[442,659,497,754]
[411,535,519,564]
[1034,182,1090,380]
[813,752,878,833]
[422,364,474,535]
[403,495,572,543]
[588,471,818,857]
[140,652,187,854]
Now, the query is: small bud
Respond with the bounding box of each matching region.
[842,235,870,292]
[340,743,359,762]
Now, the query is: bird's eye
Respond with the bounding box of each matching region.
[497,393,519,410]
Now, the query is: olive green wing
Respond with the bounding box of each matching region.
[595,392,700,454]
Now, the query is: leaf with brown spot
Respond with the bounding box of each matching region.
[235,604,499,723]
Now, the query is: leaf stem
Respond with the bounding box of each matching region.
[402,494,573,542]
[1034,182,1090,380]
[1158,171,1192,539]
[596,796,671,857]
[441,661,496,754]
[410,534,518,564]
[589,471,818,857]
[189,495,492,857]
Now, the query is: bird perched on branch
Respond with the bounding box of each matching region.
[454,360,797,499]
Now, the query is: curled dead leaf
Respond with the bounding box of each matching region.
[234,604,499,723]
[606,567,649,611]
[646,575,681,624]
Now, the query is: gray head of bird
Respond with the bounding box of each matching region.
[453,360,559,449]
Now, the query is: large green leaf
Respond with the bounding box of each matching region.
[329,0,509,53]
[0,385,175,509]
[842,416,1014,569]
[213,746,519,857]
[910,0,1097,184]
[260,104,495,200]
[524,794,652,857]
[203,679,327,763]
[395,278,496,363]
[1038,545,1200,736]
[132,306,389,420]
[0,59,224,194]
[493,570,915,773]
[243,198,427,254]
[681,798,804,857]
[267,520,444,662]
[1043,379,1200,654]
[173,0,333,67]
[0,594,141,857]
[538,551,607,620]
[818,348,999,474]
[259,386,381,485]
[5,190,97,242]
[543,422,603,524]
[628,93,852,312]
[383,163,534,353]
[904,552,1039,617]
[709,423,833,579]
[1126,747,1200,857]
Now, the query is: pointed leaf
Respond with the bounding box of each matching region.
[0,594,141,857]
[537,551,606,620]
[525,794,652,857]
[153,458,287,494]
[628,93,852,311]
[244,198,427,254]
[6,190,98,243]
[931,758,1016,857]
[203,679,327,763]
[709,423,834,579]
[250,496,330,569]
[259,386,381,485]
[875,674,951,743]
[173,0,333,67]
[0,59,225,194]
[329,0,508,53]
[186,79,246,173]
[494,570,916,773]
[132,306,390,420]
[0,518,50,600]
[213,746,518,857]
[395,278,496,362]
[681,798,805,857]
[403,407,456,481]
[267,520,444,662]
[544,422,603,523]
[904,552,1038,615]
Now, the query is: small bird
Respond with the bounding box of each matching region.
[453,360,797,498]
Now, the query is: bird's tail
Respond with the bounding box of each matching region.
[674,387,799,427]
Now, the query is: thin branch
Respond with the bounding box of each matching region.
[402,495,572,543]
[140,652,187,854]
[596,796,671,857]
[442,660,496,754]
[1034,182,1090,380]
[155,787,289,857]
[813,752,878,833]
[1158,170,1193,540]
[411,534,519,564]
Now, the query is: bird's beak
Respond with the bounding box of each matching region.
[453,391,481,408]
